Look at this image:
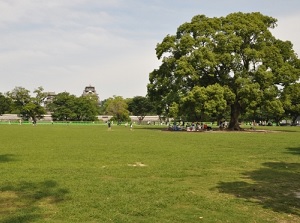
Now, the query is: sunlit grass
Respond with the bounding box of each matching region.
[0,124,299,222]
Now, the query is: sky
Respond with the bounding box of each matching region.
[1,0,300,100]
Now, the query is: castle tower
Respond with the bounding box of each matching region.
[82,85,100,101]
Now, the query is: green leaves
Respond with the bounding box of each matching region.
[8,86,46,121]
[148,12,300,127]
[0,93,12,115]
[49,92,99,121]
[104,96,130,121]
[127,96,154,121]
[181,84,230,121]
[156,35,176,60]
[282,83,300,123]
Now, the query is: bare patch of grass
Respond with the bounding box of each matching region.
[127,162,148,167]
[0,191,22,214]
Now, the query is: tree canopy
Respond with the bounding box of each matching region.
[148,12,300,129]
[47,92,99,121]
[8,86,46,122]
[127,96,154,123]
[104,96,130,122]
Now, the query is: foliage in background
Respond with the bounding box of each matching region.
[127,96,155,123]
[104,95,130,121]
[47,92,98,121]
[75,95,99,121]
[0,93,12,115]
[7,86,46,122]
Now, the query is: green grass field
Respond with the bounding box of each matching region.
[0,124,299,223]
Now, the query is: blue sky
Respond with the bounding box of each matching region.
[1,0,300,99]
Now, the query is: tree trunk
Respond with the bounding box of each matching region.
[138,116,144,125]
[292,115,298,125]
[228,101,242,130]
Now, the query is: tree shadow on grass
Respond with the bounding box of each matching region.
[0,180,69,223]
[216,162,300,216]
[0,154,18,163]
[136,126,167,131]
[286,147,300,156]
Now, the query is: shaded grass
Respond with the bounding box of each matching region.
[0,124,299,222]
[0,154,18,163]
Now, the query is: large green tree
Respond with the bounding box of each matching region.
[74,95,99,121]
[148,12,300,130]
[8,86,46,122]
[47,92,98,121]
[47,92,99,121]
[47,92,77,121]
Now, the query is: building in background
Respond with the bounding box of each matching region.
[82,85,100,105]
[44,92,56,107]
[82,85,98,97]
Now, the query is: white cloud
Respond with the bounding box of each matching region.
[1,0,300,99]
[272,14,300,55]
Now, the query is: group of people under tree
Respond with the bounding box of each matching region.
[169,121,213,131]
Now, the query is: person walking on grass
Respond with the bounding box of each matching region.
[107,120,111,130]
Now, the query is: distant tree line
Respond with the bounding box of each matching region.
[0,87,156,123]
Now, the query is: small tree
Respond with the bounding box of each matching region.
[8,86,46,122]
[127,96,154,123]
[104,96,130,122]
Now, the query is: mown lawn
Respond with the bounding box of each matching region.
[0,124,299,223]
